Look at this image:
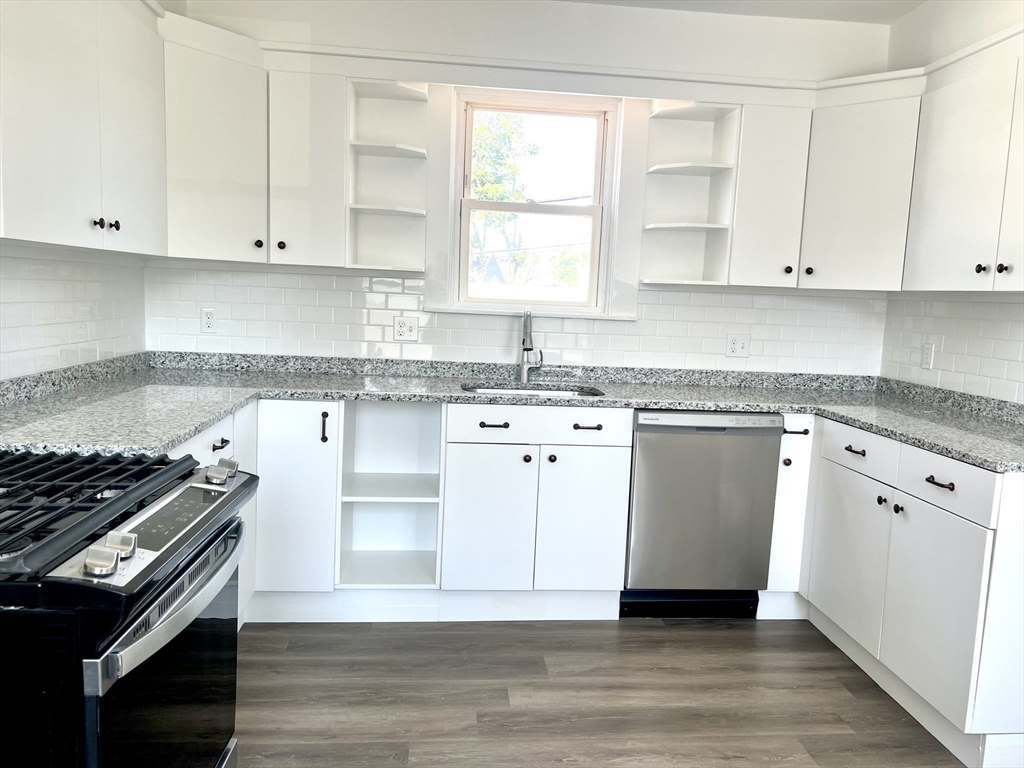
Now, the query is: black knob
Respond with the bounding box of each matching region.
[548,455,557,463]
[893,504,903,514]
[108,219,120,231]
[523,454,532,463]
[782,458,792,466]
[93,217,105,229]
[997,263,1010,274]
[805,267,813,275]
[976,263,988,273]
[277,241,286,250]
[877,495,887,506]
[255,239,264,248]
[784,266,793,274]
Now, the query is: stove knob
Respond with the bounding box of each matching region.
[217,458,239,477]
[83,545,120,577]
[205,465,230,485]
[104,531,137,559]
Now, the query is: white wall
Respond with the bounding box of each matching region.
[888,0,1024,70]
[179,0,890,83]
[0,246,146,379]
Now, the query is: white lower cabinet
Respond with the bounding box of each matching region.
[440,443,540,591]
[255,400,340,592]
[879,491,994,731]
[534,445,631,591]
[808,458,893,656]
[233,402,258,623]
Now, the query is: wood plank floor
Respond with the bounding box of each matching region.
[236,618,962,767]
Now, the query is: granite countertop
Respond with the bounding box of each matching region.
[1,368,1022,472]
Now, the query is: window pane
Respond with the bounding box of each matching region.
[466,209,594,304]
[470,109,598,206]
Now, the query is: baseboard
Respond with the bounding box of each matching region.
[245,589,621,622]
[982,734,1024,768]
[756,591,808,619]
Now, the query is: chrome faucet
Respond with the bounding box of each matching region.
[519,308,543,384]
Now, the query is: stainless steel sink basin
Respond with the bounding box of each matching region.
[461,382,605,398]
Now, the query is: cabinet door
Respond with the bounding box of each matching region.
[728,105,810,288]
[269,71,347,266]
[798,98,920,291]
[879,492,993,731]
[996,59,1024,292]
[808,459,893,657]
[96,0,166,257]
[904,60,1018,290]
[0,0,103,248]
[534,445,631,591]
[256,401,340,592]
[164,42,267,262]
[233,402,258,623]
[441,443,539,591]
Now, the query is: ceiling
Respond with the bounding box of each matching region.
[559,0,927,25]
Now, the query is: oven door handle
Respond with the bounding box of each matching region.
[83,520,244,697]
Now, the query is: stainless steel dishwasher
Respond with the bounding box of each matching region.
[626,410,784,592]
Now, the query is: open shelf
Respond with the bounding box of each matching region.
[351,80,428,102]
[338,549,438,588]
[342,472,440,503]
[647,162,733,176]
[350,141,427,159]
[349,204,426,218]
[644,222,730,231]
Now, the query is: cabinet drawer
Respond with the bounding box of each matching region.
[897,444,1002,528]
[167,414,234,465]
[820,419,900,485]
[446,404,633,446]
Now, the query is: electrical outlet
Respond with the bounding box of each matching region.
[201,307,216,334]
[726,333,750,358]
[393,316,419,342]
[921,342,935,370]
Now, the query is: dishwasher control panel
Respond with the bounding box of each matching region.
[635,411,784,429]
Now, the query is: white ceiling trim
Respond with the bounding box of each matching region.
[555,0,927,25]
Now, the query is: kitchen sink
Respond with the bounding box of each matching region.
[460,382,605,398]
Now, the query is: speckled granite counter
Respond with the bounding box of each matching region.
[2,367,1021,472]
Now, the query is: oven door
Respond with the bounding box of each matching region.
[83,519,244,768]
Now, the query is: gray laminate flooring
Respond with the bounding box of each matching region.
[236,618,962,767]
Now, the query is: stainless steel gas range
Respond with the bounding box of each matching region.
[0,450,257,768]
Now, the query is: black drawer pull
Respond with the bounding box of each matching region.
[479,421,510,429]
[784,428,809,435]
[320,411,329,443]
[548,454,557,463]
[782,458,792,466]
[893,504,903,514]
[925,475,955,492]
[975,263,988,273]
[876,495,887,506]
[212,438,230,452]
[523,454,532,463]
[573,423,603,431]
[844,445,866,457]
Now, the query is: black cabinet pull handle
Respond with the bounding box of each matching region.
[844,445,866,457]
[277,241,286,249]
[783,458,792,466]
[925,474,954,491]
[479,421,510,429]
[108,219,120,231]
[573,423,603,431]
[320,411,329,443]
[805,267,814,275]
[548,454,557,463]
[784,428,809,435]
[212,438,230,452]
[893,504,903,514]
[975,263,988,273]
[523,454,532,463]
[93,217,105,229]
[255,239,264,248]
[784,266,793,274]
[997,263,1011,273]
[876,495,887,506]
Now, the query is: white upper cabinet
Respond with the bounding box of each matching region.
[798,97,920,291]
[903,58,1019,290]
[728,105,811,288]
[96,0,167,257]
[0,0,104,248]
[995,59,1024,292]
[164,42,268,262]
[269,71,348,267]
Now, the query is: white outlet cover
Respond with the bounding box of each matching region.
[726,333,750,358]
[200,307,216,334]
[921,342,935,370]
[394,316,419,342]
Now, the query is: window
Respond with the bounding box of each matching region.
[459,102,608,307]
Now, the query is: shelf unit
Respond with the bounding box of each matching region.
[346,78,429,271]
[338,401,444,588]
[640,100,741,285]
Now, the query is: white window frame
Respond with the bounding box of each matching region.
[449,88,622,315]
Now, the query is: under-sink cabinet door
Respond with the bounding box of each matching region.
[534,445,631,591]
[808,459,893,657]
[441,443,540,591]
[879,492,994,731]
